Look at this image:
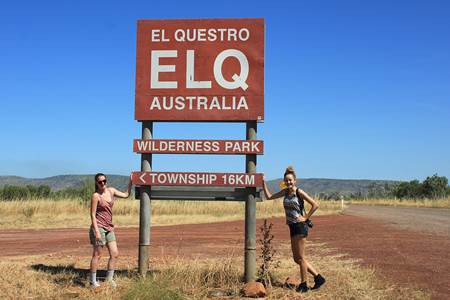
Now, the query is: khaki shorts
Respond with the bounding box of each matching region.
[89,227,116,246]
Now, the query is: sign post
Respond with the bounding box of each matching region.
[245,121,257,282]
[138,121,152,275]
[133,18,264,280]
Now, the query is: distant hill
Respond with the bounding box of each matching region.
[0,175,129,191]
[265,178,399,197]
[0,175,399,196]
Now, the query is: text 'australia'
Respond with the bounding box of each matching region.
[149,95,248,111]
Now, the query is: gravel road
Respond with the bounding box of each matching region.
[344,204,450,237]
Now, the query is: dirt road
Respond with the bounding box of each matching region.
[0,206,449,299]
[344,204,450,237]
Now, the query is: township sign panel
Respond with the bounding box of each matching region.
[132,172,263,187]
[135,18,264,121]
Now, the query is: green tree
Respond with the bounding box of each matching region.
[79,178,95,206]
[26,185,38,198]
[394,180,423,199]
[37,185,51,198]
[422,174,448,199]
[1,185,30,200]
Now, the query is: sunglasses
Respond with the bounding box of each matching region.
[97,179,107,185]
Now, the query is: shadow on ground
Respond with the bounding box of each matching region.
[31,264,158,287]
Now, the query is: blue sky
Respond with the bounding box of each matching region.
[1,0,449,181]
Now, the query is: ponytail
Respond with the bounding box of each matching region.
[284,166,296,179]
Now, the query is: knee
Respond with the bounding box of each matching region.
[92,251,101,260]
[293,255,303,265]
[110,250,119,259]
[293,255,304,265]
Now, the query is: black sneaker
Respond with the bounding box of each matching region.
[312,274,326,290]
[296,282,310,293]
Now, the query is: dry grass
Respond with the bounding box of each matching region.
[349,197,450,208]
[0,198,343,230]
[0,242,429,299]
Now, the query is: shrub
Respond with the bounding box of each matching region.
[122,277,184,300]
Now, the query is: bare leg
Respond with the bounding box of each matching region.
[106,241,119,271]
[291,236,319,280]
[90,245,102,272]
[291,236,307,282]
[90,245,102,287]
[297,237,307,283]
[305,260,318,277]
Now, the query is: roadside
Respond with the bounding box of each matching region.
[344,204,450,237]
[337,205,450,299]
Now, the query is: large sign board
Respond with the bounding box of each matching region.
[135,18,264,121]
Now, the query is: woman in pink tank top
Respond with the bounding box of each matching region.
[89,173,132,289]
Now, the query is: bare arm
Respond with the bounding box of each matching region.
[262,179,286,200]
[298,188,319,220]
[111,176,132,199]
[90,193,101,238]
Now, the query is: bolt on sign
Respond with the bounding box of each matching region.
[135,18,264,121]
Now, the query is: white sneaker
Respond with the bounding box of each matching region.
[90,281,101,289]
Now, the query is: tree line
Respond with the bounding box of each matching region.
[317,174,449,200]
[0,179,95,205]
[1,174,448,202]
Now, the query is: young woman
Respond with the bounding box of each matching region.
[262,166,325,293]
[89,173,132,288]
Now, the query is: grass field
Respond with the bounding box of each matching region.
[0,243,428,299]
[350,197,450,208]
[0,197,344,230]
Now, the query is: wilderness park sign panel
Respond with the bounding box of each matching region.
[135,18,264,121]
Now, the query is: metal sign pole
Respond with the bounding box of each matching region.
[244,121,257,282]
[138,121,153,276]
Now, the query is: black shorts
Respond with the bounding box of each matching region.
[288,222,308,238]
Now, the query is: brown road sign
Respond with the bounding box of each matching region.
[133,139,264,154]
[132,171,263,187]
[135,18,264,121]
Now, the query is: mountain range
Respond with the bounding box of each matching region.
[0,175,398,196]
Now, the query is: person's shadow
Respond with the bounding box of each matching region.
[31,264,140,287]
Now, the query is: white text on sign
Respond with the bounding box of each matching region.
[151,28,251,42]
[151,49,249,91]
[132,172,263,187]
[133,139,263,154]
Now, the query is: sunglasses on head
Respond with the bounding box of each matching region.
[97,179,107,185]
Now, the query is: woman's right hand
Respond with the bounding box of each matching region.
[95,230,101,241]
[297,215,307,222]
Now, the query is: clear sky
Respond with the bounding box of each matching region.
[1,0,449,181]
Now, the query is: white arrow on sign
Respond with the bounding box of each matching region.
[139,173,146,183]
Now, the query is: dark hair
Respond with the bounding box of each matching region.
[284,166,296,180]
[94,173,106,192]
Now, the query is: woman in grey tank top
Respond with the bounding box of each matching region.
[262,166,326,293]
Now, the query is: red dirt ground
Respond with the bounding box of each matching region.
[1,214,449,299]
